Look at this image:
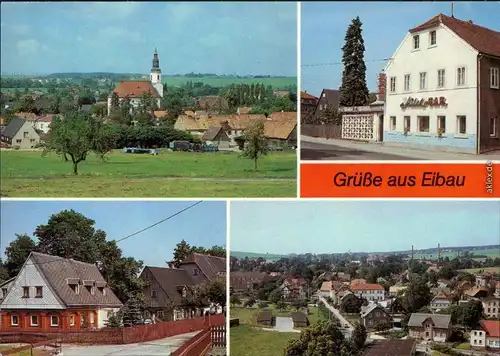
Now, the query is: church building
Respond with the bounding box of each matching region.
[107,49,164,115]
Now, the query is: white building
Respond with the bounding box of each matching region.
[383,13,500,154]
[350,283,385,302]
[107,49,164,116]
[471,320,500,349]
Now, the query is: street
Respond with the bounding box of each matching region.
[318,296,354,338]
[301,141,420,160]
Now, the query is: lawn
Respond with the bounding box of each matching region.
[231,305,323,326]
[0,150,297,197]
[0,346,45,355]
[341,313,361,325]
[162,75,297,89]
[230,324,299,356]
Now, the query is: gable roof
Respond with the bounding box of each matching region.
[2,117,28,138]
[291,311,308,323]
[112,81,160,98]
[15,112,38,122]
[264,120,296,140]
[179,253,226,281]
[144,266,196,304]
[202,126,224,141]
[320,281,332,292]
[318,89,341,107]
[29,252,122,307]
[300,91,318,101]
[478,320,500,338]
[361,304,387,318]
[409,13,500,58]
[268,111,297,122]
[408,313,451,329]
[351,283,384,291]
[230,271,268,291]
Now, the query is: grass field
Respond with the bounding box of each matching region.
[0,150,296,197]
[230,251,286,261]
[230,324,299,356]
[162,75,297,89]
[459,267,500,274]
[231,305,322,326]
[413,248,499,260]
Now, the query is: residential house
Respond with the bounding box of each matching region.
[351,283,385,302]
[1,117,40,149]
[362,339,417,356]
[318,281,333,299]
[314,89,340,118]
[482,297,500,318]
[107,49,163,115]
[0,252,122,332]
[34,114,57,134]
[383,13,500,154]
[471,320,500,349]
[430,291,452,312]
[360,304,392,330]
[0,278,15,302]
[263,118,297,149]
[291,311,309,328]
[300,91,318,121]
[436,279,451,288]
[201,126,231,150]
[351,279,368,286]
[230,272,267,294]
[389,285,408,297]
[281,277,308,300]
[431,287,451,296]
[141,253,226,322]
[495,282,500,298]
[15,112,38,122]
[332,272,351,282]
[408,313,452,342]
[475,273,492,288]
[464,287,489,299]
[457,281,474,294]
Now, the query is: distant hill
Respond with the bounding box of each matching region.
[233,244,499,261]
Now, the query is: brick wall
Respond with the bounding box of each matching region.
[377,73,387,101]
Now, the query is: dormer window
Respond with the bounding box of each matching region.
[193,268,199,276]
[35,286,43,298]
[2,287,7,297]
[413,35,420,50]
[98,287,106,296]
[151,290,157,298]
[22,286,30,298]
[429,30,437,46]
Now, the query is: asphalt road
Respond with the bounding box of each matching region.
[301,141,421,161]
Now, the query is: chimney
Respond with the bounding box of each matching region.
[168,263,174,269]
[468,20,473,24]
[377,72,387,101]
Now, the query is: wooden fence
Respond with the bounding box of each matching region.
[301,124,342,139]
[0,314,225,347]
[172,324,226,356]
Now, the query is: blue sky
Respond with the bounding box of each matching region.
[230,201,500,254]
[0,200,226,267]
[0,2,297,76]
[301,1,500,95]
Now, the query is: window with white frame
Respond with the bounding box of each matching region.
[70,314,75,326]
[437,69,445,88]
[390,116,396,131]
[50,315,59,327]
[413,35,420,49]
[429,30,437,46]
[30,315,39,326]
[419,72,427,90]
[437,116,446,133]
[390,77,396,92]
[491,68,499,89]
[404,74,410,91]
[490,117,498,138]
[11,315,19,326]
[457,67,466,86]
[417,116,430,132]
[457,115,467,134]
[404,116,411,132]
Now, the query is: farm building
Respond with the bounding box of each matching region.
[291,312,309,328]
[256,311,274,326]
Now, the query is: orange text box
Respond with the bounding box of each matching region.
[300,162,500,198]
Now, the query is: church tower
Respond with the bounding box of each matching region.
[150,48,164,97]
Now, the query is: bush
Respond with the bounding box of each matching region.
[258,301,269,309]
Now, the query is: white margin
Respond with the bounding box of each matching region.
[226,199,231,355]
[296,1,302,198]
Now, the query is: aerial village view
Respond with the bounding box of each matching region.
[229,200,500,356]
[300,2,500,160]
[0,200,227,355]
[0,2,298,198]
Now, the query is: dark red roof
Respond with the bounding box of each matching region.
[479,320,500,338]
[409,13,500,58]
[300,91,318,100]
[112,81,160,98]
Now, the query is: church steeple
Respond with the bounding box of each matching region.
[151,48,160,73]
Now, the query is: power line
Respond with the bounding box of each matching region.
[301,58,392,67]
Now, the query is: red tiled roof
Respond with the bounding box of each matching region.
[301,91,318,100]
[409,13,500,58]
[112,81,160,98]
[351,283,384,291]
[479,320,500,338]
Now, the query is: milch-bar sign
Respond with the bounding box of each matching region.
[400,96,448,109]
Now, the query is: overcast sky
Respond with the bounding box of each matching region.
[1,2,297,76]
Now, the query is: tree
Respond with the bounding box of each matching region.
[0,259,10,283]
[230,295,241,307]
[90,119,117,162]
[110,92,120,114]
[284,320,354,356]
[121,293,145,326]
[240,119,268,171]
[276,300,287,311]
[402,277,432,314]
[4,234,36,278]
[198,277,226,307]
[459,300,483,328]
[43,112,108,175]
[339,17,369,107]
[352,322,367,351]
[244,298,256,308]
[172,240,192,268]
[269,288,283,304]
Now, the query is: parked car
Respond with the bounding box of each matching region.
[170,140,190,151]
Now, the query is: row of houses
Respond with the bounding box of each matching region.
[302,13,500,154]
[0,251,226,332]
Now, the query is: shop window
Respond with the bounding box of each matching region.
[404,116,411,132]
[390,116,396,131]
[437,116,446,133]
[457,116,467,134]
[417,116,430,132]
